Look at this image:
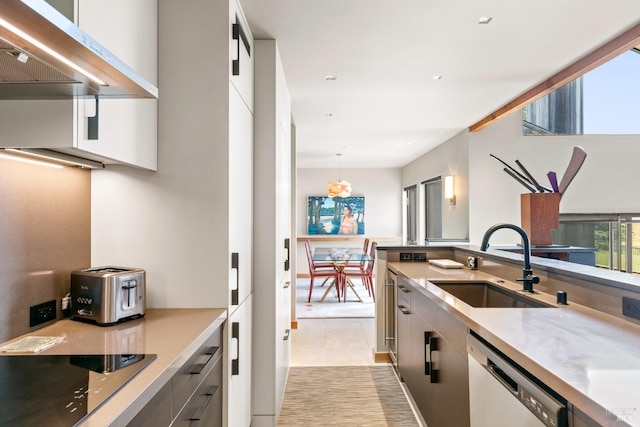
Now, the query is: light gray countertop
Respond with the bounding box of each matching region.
[0,308,227,426]
[388,261,640,427]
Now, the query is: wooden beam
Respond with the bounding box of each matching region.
[470,23,640,132]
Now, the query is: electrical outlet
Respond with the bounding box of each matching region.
[622,296,640,321]
[29,300,56,327]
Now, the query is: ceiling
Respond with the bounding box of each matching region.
[240,0,640,169]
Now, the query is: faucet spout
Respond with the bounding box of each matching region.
[480,223,540,293]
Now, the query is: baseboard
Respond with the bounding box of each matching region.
[373,349,391,363]
[297,273,310,278]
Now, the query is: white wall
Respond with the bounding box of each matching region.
[297,167,402,237]
[296,167,402,274]
[469,110,640,244]
[399,108,640,246]
[401,129,470,241]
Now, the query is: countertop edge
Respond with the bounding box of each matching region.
[388,262,637,427]
[106,310,227,426]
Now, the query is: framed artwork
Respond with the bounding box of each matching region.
[307,196,365,235]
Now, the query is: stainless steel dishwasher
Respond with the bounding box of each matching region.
[467,334,568,427]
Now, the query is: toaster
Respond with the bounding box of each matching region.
[70,266,146,326]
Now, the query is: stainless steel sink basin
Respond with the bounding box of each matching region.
[431,282,554,308]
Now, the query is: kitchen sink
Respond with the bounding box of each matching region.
[431,281,555,308]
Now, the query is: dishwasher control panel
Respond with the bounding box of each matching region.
[518,384,561,426]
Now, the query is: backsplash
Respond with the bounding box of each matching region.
[0,156,90,343]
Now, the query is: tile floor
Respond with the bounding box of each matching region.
[290,318,377,366]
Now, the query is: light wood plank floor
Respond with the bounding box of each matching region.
[290,318,376,366]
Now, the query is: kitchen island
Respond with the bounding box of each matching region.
[383,249,640,426]
[0,308,226,427]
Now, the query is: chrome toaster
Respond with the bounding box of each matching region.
[70,266,146,326]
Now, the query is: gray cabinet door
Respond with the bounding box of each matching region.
[408,283,470,427]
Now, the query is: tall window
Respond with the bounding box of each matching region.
[423,177,442,242]
[404,185,417,244]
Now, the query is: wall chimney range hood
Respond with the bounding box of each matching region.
[0,0,158,99]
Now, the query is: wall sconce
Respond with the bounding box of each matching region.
[444,175,456,205]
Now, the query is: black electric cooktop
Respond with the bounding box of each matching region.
[0,353,156,426]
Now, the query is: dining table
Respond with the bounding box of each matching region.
[312,247,371,302]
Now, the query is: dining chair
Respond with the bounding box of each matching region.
[359,238,370,274]
[304,240,339,302]
[344,241,377,301]
[362,238,370,257]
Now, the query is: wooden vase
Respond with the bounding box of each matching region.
[520,193,561,246]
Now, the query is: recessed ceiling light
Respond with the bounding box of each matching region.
[325,75,337,81]
[478,17,493,24]
[433,75,442,80]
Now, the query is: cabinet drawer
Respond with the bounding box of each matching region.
[172,357,222,427]
[127,380,172,427]
[172,328,222,415]
[397,278,412,306]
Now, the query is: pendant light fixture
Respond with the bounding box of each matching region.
[327,153,352,198]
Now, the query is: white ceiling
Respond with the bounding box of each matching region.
[240,0,640,169]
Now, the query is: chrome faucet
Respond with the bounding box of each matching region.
[480,223,540,293]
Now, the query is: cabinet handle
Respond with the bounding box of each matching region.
[398,285,411,293]
[189,346,219,374]
[283,281,291,289]
[231,252,239,305]
[189,386,220,421]
[232,17,251,76]
[425,332,438,383]
[283,328,291,341]
[87,96,99,140]
[384,282,395,344]
[231,322,240,376]
[397,305,410,315]
[284,238,290,271]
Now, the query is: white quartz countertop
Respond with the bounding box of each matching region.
[389,262,640,427]
[0,308,227,426]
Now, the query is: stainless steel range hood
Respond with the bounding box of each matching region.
[0,0,158,99]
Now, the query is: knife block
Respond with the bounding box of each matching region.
[520,193,561,246]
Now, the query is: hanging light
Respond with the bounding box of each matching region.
[327,153,352,198]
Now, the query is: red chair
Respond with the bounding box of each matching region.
[344,242,377,301]
[359,238,370,273]
[305,240,339,302]
[362,238,370,257]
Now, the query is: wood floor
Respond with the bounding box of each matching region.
[290,318,377,366]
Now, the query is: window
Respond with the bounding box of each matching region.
[524,48,640,135]
[404,185,417,244]
[558,213,640,274]
[423,177,442,242]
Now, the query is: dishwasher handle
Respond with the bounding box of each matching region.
[487,359,518,395]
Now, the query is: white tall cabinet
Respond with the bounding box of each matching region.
[91,0,254,426]
[253,40,292,427]
[0,0,158,170]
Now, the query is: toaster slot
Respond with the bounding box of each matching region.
[122,279,139,310]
